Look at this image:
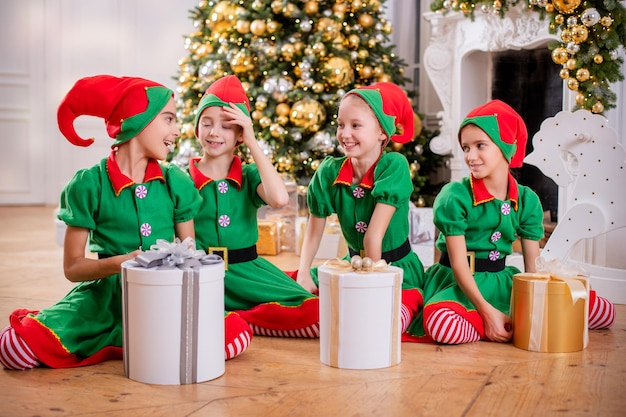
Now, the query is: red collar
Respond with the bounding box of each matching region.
[106,151,164,196]
[188,156,243,191]
[470,173,519,211]
[333,157,376,189]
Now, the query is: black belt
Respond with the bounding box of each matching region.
[349,239,411,263]
[438,251,506,273]
[207,245,257,270]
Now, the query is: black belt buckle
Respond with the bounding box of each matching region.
[208,246,228,270]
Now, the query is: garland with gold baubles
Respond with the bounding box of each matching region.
[430,0,626,114]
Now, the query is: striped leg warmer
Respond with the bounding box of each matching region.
[588,294,616,330]
[425,308,481,345]
[249,322,320,338]
[0,326,40,370]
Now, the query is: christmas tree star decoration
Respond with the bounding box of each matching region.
[173,0,444,202]
[429,0,626,115]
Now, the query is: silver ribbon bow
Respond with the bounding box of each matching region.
[134,237,222,269]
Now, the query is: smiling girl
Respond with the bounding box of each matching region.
[295,82,425,339]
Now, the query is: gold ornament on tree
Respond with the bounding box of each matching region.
[289,98,327,133]
[552,0,581,14]
[324,56,354,88]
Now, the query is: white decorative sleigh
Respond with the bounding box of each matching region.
[511,110,626,304]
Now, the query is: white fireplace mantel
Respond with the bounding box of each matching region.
[423,6,556,182]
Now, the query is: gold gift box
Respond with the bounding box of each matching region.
[257,220,281,256]
[511,272,589,353]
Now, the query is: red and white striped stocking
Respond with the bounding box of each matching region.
[0,326,40,370]
[249,322,320,338]
[425,308,481,344]
[588,294,616,330]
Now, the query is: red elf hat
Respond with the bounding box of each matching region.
[57,75,173,147]
[459,99,528,168]
[345,82,414,144]
[194,75,251,137]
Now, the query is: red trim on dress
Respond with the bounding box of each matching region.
[9,309,122,368]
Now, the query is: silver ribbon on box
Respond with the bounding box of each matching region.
[122,237,223,384]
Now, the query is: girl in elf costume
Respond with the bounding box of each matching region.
[295,82,425,339]
[404,99,615,344]
[0,75,252,370]
[188,75,320,338]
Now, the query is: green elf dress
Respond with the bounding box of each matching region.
[8,153,201,368]
[189,156,319,334]
[404,173,544,342]
[307,151,425,339]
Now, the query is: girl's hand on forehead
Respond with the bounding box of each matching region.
[222,102,255,146]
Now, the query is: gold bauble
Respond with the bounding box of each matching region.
[281,43,296,60]
[545,3,554,12]
[259,117,272,128]
[600,16,613,27]
[566,58,577,70]
[591,101,604,113]
[368,38,377,48]
[284,3,298,18]
[571,25,588,43]
[351,0,364,10]
[312,83,325,94]
[250,19,266,36]
[359,65,373,79]
[551,47,569,65]
[236,20,251,34]
[413,113,423,138]
[378,74,392,83]
[333,3,347,13]
[230,50,255,74]
[270,0,282,14]
[255,100,267,111]
[594,54,603,64]
[252,110,263,121]
[276,103,291,117]
[391,142,403,151]
[289,98,327,133]
[276,155,293,171]
[277,115,289,126]
[317,17,341,41]
[324,57,354,88]
[269,124,283,138]
[560,28,572,43]
[211,21,231,39]
[358,14,374,28]
[208,1,239,29]
[312,42,326,57]
[567,78,579,91]
[348,34,361,49]
[576,68,590,82]
[555,14,565,25]
[266,20,280,34]
[304,1,319,14]
[575,92,585,105]
[409,162,420,176]
[310,159,321,171]
[552,0,581,14]
[559,68,571,79]
[357,49,369,60]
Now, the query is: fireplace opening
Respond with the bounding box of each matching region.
[491,48,562,222]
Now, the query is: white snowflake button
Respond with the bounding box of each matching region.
[501,203,511,215]
[135,185,147,199]
[488,250,500,261]
[218,181,229,194]
[355,221,368,233]
[140,223,152,237]
[218,214,230,227]
[352,186,365,199]
[490,231,502,242]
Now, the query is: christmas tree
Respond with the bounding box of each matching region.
[173,0,444,202]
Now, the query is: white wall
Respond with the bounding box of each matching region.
[0,0,198,205]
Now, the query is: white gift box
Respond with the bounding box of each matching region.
[121,255,225,385]
[318,263,403,369]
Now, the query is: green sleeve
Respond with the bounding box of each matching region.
[371,152,412,208]
[517,185,545,241]
[432,180,472,237]
[243,163,266,208]
[57,164,102,230]
[307,156,339,218]
[164,163,202,223]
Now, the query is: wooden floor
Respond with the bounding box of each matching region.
[0,206,624,417]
